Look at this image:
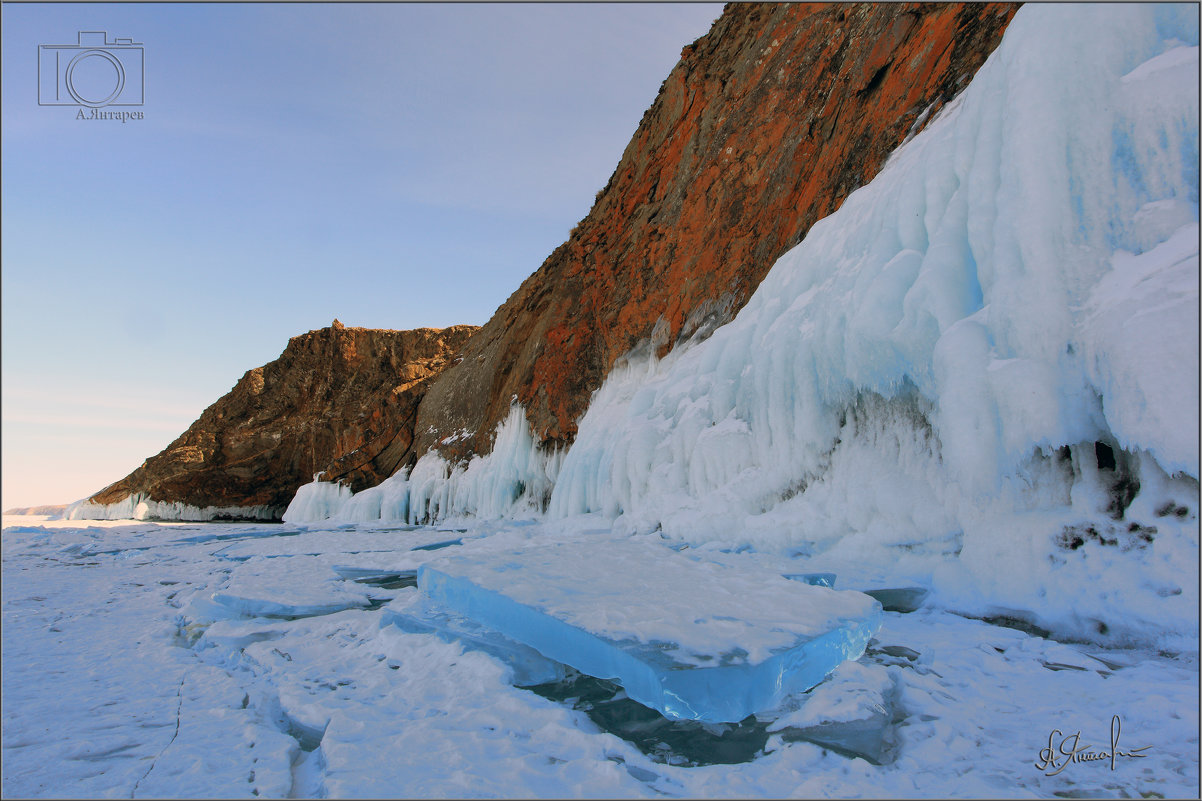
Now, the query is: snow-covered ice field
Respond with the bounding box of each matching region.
[3,515,1198,798]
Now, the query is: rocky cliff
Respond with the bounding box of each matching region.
[415,2,1017,462]
[80,2,1018,518]
[85,322,476,518]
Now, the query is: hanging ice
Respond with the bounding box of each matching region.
[416,539,881,722]
[550,3,1200,537]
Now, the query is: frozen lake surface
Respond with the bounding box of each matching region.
[3,516,1197,798]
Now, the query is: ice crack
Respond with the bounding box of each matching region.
[130,674,185,798]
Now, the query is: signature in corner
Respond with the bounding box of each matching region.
[1035,715,1152,776]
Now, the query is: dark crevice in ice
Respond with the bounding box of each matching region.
[1090,440,1141,519]
[1041,661,1090,672]
[529,664,899,767]
[131,673,185,796]
[867,644,921,662]
[967,612,1053,639]
[353,572,420,611]
[256,606,374,622]
[275,702,329,798]
[862,587,929,613]
[212,550,407,564]
[82,546,154,557]
[607,758,667,793]
[353,572,418,590]
[173,529,299,546]
[282,715,326,753]
[955,610,1128,649]
[528,669,771,767]
[776,725,894,766]
[962,609,1156,650]
[410,538,463,552]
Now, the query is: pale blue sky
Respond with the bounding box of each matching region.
[1,2,721,509]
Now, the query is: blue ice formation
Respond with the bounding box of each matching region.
[416,540,881,722]
[382,593,566,687]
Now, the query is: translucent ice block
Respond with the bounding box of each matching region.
[381,593,566,686]
[417,540,881,722]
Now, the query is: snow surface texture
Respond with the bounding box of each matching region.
[3,516,1198,798]
[415,538,881,721]
[284,4,1200,651]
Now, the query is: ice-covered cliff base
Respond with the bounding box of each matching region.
[286,4,1199,650]
[65,493,281,523]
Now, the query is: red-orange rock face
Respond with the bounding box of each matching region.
[415,2,1017,462]
[88,321,477,516]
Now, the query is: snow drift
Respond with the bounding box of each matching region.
[285,5,1199,648]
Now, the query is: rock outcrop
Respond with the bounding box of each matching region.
[415,2,1018,462]
[85,322,476,518]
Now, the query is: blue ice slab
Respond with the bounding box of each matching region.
[381,594,566,686]
[417,540,881,723]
